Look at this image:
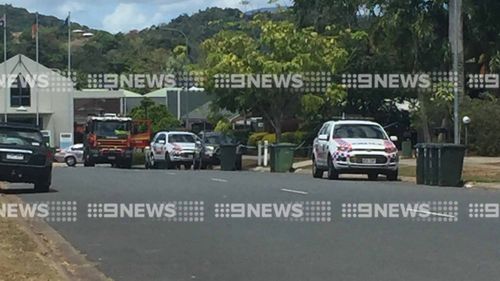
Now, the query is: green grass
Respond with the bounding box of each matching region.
[399,166,416,178]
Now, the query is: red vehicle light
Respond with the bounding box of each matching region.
[89,134,97,148]
[384,141,398,153]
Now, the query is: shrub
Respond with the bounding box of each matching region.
[262,133,277,144]
[462,97,500,156]
[247,132,269,146]
[214,119,232,134]
[248,131,309,146]
[281,131,307,144]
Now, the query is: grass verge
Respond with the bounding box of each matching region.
[0,216,64,281]
[399,165,500,183]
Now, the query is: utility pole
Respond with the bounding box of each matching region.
[449,0,464,144]
[3,8,7,122]
[35,12,39,127]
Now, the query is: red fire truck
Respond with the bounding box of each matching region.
[83,114,151,168]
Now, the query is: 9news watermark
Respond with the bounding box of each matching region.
[86,201,205,222]
[2,70,498,92]
[4,200,500,223]
[214,201,332,222]
[468,203,500,219]
[0,201,78,222]
[341,201,459,222]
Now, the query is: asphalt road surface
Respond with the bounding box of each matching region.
[11,166,500,281]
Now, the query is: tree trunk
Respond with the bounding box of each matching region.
[275,122,282,144]
[418,90,432,142]
[437,117,449,143]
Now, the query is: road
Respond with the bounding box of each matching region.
[9,166,500,281]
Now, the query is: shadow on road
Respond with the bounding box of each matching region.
[323,176,400,182]
[0,187,59,195]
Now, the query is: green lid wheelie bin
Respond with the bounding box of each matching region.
[415,144,425,185]
[219,144,238,171]
[402,140,413,158]
[428,144,440,186]
[270,143,295,173]
[416,143,439,186]
[436,144,466,187]
[416,143,466,187]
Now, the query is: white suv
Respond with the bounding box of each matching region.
[312,120,399,180]
[145,131,202,169]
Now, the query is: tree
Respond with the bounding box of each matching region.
[201,17,363,141]
[294,0,365,30]
[130,98,181,132]
[462,96,500,156]
[214,119,232,134]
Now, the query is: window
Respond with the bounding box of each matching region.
[10,75,31,107]
[318,124,326,135]
[155,134,166,143]
[71,144,84,151]
[205,135,235,145]
[333,124,387,140]
[319,123,330,136]
[0,127,43,146]
[93,121,130,139]
[168,134,195,143]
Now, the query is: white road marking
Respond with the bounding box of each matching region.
[211,178,228,183]
[280,188,308,195]
[167,172,177,175]
[407,209,456,218]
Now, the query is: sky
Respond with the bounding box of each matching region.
[1,0,290,33]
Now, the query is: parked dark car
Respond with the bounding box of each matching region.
[0,123,53,192]
[198,132,244,169]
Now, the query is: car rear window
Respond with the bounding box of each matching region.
[205,135,235,145]
[333,124,387,140]
[0,127,44,146]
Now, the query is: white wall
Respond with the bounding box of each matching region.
[0,54,74,147]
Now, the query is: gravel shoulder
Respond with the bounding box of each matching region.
[0,182,111,281]
[0,197,64,281]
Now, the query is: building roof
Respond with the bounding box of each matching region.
[144,88,185,98]
[182,101,237,121]
[122,90,142,98]
[0,54,74,90]
[76,89,142,99]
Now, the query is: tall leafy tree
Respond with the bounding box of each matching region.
[201,17,364,141]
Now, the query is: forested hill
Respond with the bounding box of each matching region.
[0,4,87,32]
[0,4,250,76]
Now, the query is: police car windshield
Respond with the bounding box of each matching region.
[169,134,195,143]
[333,124,387,140]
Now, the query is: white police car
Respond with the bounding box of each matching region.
[312,120,399,180]
[145,131,202,170]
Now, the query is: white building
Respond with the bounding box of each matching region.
[0,54,74,147]
[0,55,220,146]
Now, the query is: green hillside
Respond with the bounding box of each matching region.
[0,4,248,85]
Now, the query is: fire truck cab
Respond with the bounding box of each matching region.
[83,114,151,168]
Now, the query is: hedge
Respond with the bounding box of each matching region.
[247,131,307,146]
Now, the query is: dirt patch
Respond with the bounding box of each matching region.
[0,217,63,281]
